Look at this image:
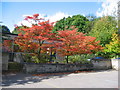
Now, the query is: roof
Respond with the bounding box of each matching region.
[2,32,18,36]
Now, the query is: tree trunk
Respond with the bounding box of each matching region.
[37,40,44,61]
[37,49,41,61]
[66,55,69,63]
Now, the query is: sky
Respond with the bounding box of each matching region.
[1,0,119,32]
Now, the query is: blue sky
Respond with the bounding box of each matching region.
[2,2,103,32]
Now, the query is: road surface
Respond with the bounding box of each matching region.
[2,70,118,88]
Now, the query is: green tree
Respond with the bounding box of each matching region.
[104,33,120,58]
[1,25,11,43]
[12,26,28,34]
[85,15,101,35]
[53,14,89,33]
[89,16,117,46]
[0,25,10,33]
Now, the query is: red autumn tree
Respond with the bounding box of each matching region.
[15,14,56,63]
[2,40,13,52]
[55,29,103,63]
[14,13,103,63]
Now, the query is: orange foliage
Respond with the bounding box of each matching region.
[14,14,103,59]
[55,29,103,56]
[3,40,12,52]
[15,14,55,54]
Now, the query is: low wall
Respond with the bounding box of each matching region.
[23,63,93,73]
[91,59,112,70]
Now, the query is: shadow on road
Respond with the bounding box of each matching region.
[2,69,115,87]
[2,72,69,87]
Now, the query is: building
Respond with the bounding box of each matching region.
[2,32,18,70]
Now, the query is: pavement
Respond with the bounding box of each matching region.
[2,70,118,88]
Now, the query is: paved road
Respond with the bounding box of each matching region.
[2,70,118,88]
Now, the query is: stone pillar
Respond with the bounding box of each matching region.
[14,52,24,63]
[111,59,120,70]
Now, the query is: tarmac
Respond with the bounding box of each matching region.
[2,69,118,88]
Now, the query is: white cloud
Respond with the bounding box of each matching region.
[96,0,119,17]
[17,12,71,27]
[48,12,71,22]
[17,15,32,27]
[17,20,32,27]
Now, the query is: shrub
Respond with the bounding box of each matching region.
[22,53,50,63]
[22,53,31,63]
[31,54,50,63]
[68,54,95,64]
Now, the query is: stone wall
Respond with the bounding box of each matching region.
[91,59,112,70]
[2,52,9,70]
[23,63,93,73]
